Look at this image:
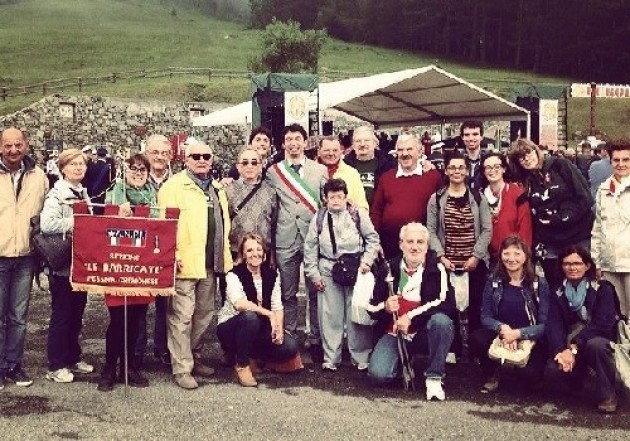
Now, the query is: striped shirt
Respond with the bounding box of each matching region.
[443,195,475,266]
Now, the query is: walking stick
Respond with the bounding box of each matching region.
[385,262,416,392]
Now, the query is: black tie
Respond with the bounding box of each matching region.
[290,164,302,174]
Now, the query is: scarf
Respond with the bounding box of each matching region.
[324,162,340,179]
[564,279,588,313]
[609,175,630,199]
[187,169,211,191]
[484,183,504,217]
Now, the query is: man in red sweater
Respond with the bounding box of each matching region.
[370,135,442,258]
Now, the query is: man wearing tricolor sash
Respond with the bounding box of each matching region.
[265,124,327,362]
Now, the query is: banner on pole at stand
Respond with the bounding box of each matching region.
[70,205,179,296]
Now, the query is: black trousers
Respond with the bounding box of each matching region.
[451,261,487,355]
[547,336,617,401]
[470,327,547,383]
[105,304,148,367]
[47,275,87,371]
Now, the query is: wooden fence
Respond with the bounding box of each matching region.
[0,67,363,101]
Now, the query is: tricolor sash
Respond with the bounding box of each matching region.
[273,160,321,214]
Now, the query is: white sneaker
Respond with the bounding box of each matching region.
[71,361,94,374]
[445,352,457,365]
[46,368,74,383]
[322,362,338,372]
[356,362,369,371]
[426,378,445,401]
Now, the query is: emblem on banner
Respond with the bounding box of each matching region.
[107,229,148,248]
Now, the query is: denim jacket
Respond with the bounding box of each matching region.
[480,276,550,341]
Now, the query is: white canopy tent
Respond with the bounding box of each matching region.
[192,65,530,134]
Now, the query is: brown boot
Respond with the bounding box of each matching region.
[598,395,617,413]
[235,365,257,387]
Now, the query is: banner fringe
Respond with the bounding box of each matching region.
[71,283,175,296]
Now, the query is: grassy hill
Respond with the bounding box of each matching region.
[0,0,626,139]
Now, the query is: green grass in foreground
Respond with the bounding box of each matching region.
[0,0,627,140]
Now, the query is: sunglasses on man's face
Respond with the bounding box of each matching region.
[239,159,260,166]
[188,153,212,161]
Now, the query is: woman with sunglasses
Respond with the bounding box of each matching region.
[508,139,594,292]
[480,153,532,266]
[96,153,157,392]
[546,246,620,413]
[469,235,550,394]
[226,146,277,262]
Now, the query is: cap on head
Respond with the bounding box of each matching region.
[96,147,108,157]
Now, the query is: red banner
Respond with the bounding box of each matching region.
[71,208,178,296]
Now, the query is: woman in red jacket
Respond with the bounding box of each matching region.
[480,153,532,266]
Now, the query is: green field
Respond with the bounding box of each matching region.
[0,0,627,139]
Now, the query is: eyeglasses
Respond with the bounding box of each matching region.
[446,165,467,172]
[128,166,147,174]
[239,159,260,166]
[66,161,86,168]
[562,261,585,268]
[483,164,503,171]
[148,150,170,157]
[188,153,212,161]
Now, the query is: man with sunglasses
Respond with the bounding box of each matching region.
[265,124,327,362]
[158,142,233,389]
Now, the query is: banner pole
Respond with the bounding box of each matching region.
[123,295,129,398]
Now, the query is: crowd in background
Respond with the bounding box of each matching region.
[1,123,629,414]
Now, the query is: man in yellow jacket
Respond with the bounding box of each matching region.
[1,128,48,389]
[158,142,232,390]
[317,136,368,210]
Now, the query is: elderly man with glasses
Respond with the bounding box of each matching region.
[158,142,232,389]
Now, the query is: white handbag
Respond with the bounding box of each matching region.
[351,271,376,326]
[614,319,630,394]
[450,272,469,312]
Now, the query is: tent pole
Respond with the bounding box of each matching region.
[526,113,531,138]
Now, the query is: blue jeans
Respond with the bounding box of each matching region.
[368,313,454,385]
[0,256,35,372]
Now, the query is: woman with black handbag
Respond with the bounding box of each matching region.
[469,235,550,394]
[40,148,95,383]
[303,179,380,371]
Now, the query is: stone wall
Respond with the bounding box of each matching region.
[0,95,249,168]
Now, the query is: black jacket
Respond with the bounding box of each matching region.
[369,250,455,333]
[546,279,620,356]
[525,156,594,247]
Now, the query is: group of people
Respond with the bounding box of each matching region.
[1,122,629,414]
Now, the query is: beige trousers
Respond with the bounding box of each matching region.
[167,269,216,375]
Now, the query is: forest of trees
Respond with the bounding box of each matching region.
[248,0,629,83]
